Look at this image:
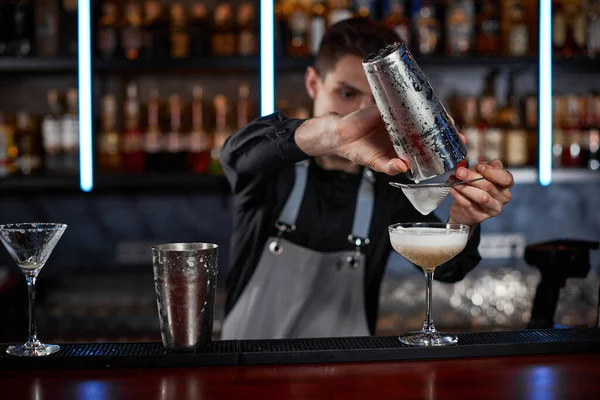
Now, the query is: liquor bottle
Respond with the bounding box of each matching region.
[355,0,375,18]
[61,0,77,56]
[561,95,584,167]
[144,88,163,172]
[588,0,600,58]
[61,89,79,174]
[569,1,588,56]
[478,72,502,162]
[122,0,143,60]
[122,82,146,173]
[0,112,16,177]
[552,95,564,167]
[41,90,63,173]
[98,94,121,173]
[506,0,529,56]
[164,94,186,172]
[553,1,567,56]
[414,0,441,56]
[274,1,288,57]
[580,95,596,169]
[237,82,252,130]
[524,94,539,165]
[328,0,353,26]
[588,128,600,170]
[475,0,500,55]
[211,3,237,56]
[309,0,327,56]
[287,0,310,58]
[143,0,170,60]
[170,2,189,59]
[97,0,119,59]
[35,0,59,57]
[209,95,232,175]
[446,0,473,56]
[164,94,188,172]
[499,73,528,167]
[461,96,480,167]
[189,1,209,57]
[238,2,258,56]
[11,0,34,57]
[188,86,211,174]
[384,0,411,47]
[586,95,600,170]
[14,111,41,175]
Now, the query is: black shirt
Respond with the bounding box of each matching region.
[221,112,482,335]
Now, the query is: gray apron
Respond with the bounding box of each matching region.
[221,162,375,339]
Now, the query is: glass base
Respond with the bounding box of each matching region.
[399,330,458,347]
[7,342,60,357]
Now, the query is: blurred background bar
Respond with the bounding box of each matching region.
[0,0,598,344]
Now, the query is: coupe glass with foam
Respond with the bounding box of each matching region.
[389,222,469,347]
[0,223,66,356]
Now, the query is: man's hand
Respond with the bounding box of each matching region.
[448,160,514,226]
[295,106,409,175]
[334,106,410,175]
[295,105,466,176]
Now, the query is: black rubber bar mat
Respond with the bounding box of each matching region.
[240,328,600,365]
[0,340,240,370]
[1,328,599,370]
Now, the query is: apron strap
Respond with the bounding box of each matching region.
[277,162,309,229]
[350,168,375,241]
[273,162,375,260]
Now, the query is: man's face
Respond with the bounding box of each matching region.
[305,54,376,118]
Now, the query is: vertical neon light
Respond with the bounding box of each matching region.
[260,0,275,116]
[539,0,552,186]
[78,0,93,192]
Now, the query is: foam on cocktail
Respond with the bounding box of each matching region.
[390,227,468,271]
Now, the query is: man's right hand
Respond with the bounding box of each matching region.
[295,106,409,176]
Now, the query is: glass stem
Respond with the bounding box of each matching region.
[26,275,39,346]
[422,271,436,333]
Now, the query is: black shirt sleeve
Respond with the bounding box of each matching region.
[220,112,308,208]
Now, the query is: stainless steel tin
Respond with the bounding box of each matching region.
[363,43,467,182]
[152,243,218,352]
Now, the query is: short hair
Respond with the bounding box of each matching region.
[315,17,401,78]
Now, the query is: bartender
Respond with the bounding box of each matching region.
[220,18,514,339]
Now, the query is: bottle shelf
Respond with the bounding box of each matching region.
[93,56,260,74]
[94,173,229,193]
[276,56,541,72]
[553,57,600,72]
[0,57,78,73]
[0,174,80,192]
[2,169,598,193]
[511,167,600,184]
[0,173,229,193]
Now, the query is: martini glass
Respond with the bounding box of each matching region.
[389,222,469,347]
[0,223,67,356]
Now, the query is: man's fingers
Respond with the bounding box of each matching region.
[475,163,514,188]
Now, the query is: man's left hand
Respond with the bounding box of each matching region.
[448,160,514,226]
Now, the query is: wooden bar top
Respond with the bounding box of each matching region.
[1,353,599,399]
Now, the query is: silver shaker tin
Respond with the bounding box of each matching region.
[363,43,467,182]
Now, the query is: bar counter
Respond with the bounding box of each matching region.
[1,328,600,399]
[1,353,599,399]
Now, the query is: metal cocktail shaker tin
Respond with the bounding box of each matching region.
[152,243,218,353]
[363,43,467,183]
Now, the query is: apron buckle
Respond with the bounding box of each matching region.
[346,235,370,269]
[269,222,296,255]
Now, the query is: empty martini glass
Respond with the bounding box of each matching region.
[0,223,67,356]
[389,222,469,346]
